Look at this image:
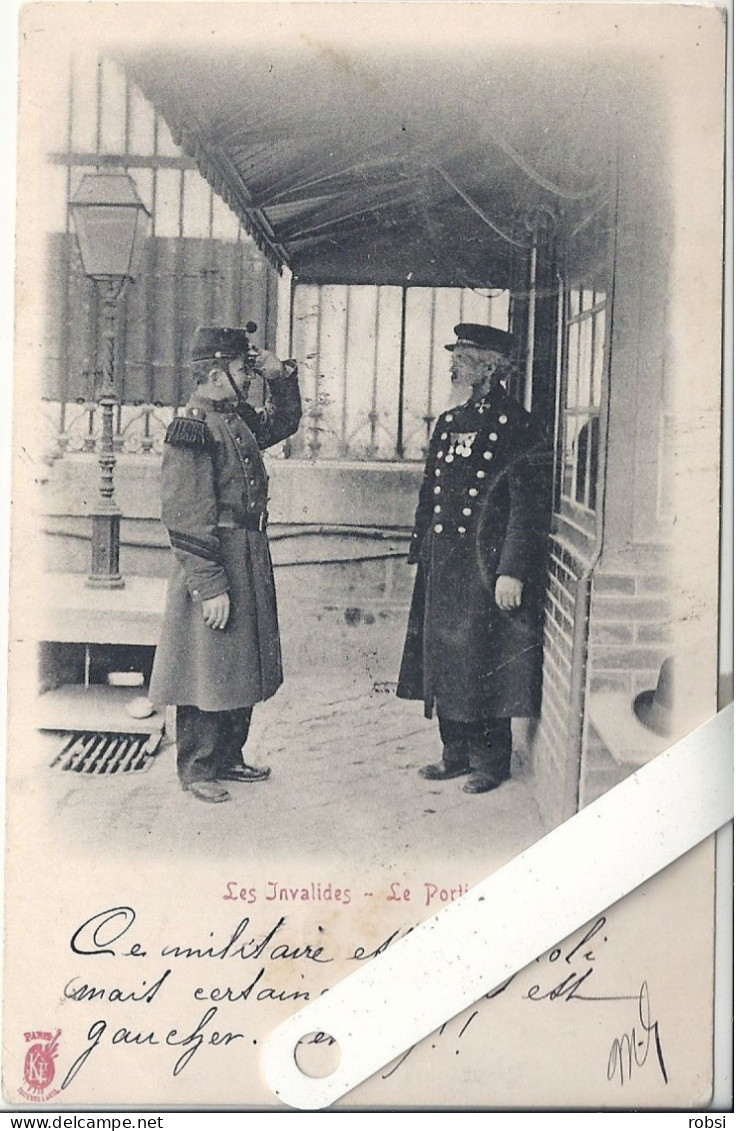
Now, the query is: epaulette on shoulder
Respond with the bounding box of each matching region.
[165,409,213,450]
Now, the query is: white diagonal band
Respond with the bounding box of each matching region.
[262,704,733,1110]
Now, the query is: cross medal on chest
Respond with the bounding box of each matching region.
[448,431,478,459]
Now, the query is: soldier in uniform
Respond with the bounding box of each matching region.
[397,323,549,794]
[149,326,302,803]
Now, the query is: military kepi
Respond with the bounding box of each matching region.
[191,323,258,362]
[445,323,514,354]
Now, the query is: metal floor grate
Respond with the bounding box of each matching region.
[50,731,161,775]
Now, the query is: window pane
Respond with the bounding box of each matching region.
[315,284,348,459]
[562,413,579,499]
[587,417,600,510]
[128,83,155,155]
[342,287,380,459]
[592,308,606,406]
[579,315,593,407]
[99,58,127,154]
[155,169,182,237]
[566,321,580,408]
[156,113,181,157]
[460,287,509,329]
[211,193,240,242]
[403,289,437,460]
[568,288,581,319]
[489,288,510,330]
[182,171,212,238]
[372,287,402,459]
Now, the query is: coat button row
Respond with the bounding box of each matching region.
[432,462,492,476]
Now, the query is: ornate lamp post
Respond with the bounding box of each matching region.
[69,170,150,589]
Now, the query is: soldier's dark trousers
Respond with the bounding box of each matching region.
[175,705,253,786]
[438,716,512,782]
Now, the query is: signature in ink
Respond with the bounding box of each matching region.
[606,981,668,1087]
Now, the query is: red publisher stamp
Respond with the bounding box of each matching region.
[18,1030,61,1102]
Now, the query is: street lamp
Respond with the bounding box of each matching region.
[69,170,150,589]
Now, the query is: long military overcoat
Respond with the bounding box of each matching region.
[396,389,550,722]
[149,365,301,713]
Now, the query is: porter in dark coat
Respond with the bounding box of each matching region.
[149,327,301,802]
[397,324,549,793]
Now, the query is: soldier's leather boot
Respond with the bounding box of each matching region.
[186,779,231,803]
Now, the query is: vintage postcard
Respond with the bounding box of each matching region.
[4,1,728,1112]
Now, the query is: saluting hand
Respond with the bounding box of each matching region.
[201,593,230,630]
[495,575,523,611]
[251,348,283,382]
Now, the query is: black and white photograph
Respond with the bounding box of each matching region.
[3,1,727,1112]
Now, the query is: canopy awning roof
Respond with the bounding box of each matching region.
[120,17,653,288]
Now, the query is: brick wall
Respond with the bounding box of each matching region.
[588,570,672,699]
[580,563,673,806]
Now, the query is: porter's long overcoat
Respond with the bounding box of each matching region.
[396,389,549,722]
[149,365,301,712]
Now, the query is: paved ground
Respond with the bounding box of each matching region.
[32,664,546,873]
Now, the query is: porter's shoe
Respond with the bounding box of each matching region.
[219,764,271,783]
[462,772,504,794]
[186,779,231,803]
[419,762,471,781]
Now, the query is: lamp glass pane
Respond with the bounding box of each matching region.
[129,209,150,280]
[71,206,139,277]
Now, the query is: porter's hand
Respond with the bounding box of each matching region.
[201,593,230,630]
[495,575,523,611]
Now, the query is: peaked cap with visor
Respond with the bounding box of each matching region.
[445,323,515,355]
